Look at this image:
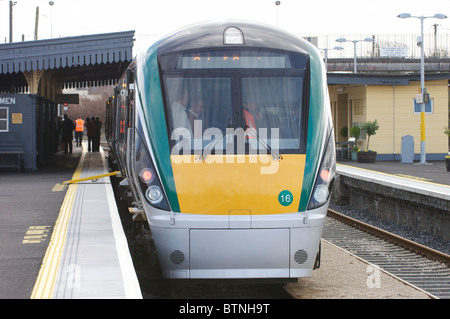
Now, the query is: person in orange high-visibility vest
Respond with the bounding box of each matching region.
[74,116,85,147]
[243,101,258,139]
[243,109,256,138]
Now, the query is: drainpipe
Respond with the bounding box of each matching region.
[393,85,396,160]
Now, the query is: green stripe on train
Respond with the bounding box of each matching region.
[298,44,328,212]
[138,44,181,212]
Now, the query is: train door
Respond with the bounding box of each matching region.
[126,68,135,137]
[115,67,135,172]
[337,93,348,143]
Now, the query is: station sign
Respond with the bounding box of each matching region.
[380,47,408,58]
[55,94,79,105]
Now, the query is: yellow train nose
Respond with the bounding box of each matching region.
[170,154,306,215]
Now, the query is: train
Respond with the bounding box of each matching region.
[105,20,335,281]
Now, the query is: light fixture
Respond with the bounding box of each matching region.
[319,46,343,69]
[336,37,374,73]
[223,26,244,45]
[396,12,448,164]
[146,186,163,204]
[139,168,155,184]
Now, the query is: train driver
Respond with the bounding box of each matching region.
[171,90,192,136]
[187,95,205,131]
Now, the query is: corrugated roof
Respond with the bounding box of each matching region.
[0,31,135,93]
[0,30,135,74]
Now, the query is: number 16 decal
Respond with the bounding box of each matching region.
[278,190,293,206]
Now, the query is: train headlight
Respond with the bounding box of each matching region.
[308,132,336,210]
[313,184,329,203]
[223,26,245,45]
[145,186,163,204]
[139,168,155,184]
[134,126,170,211]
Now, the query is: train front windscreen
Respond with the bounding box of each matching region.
[159,49,309,156]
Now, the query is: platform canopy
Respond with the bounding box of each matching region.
[0,30,135,100]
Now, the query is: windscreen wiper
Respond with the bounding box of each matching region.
[244,125,283,160]
[201,133,224,160]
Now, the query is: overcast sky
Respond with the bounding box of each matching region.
[1,0,449,53]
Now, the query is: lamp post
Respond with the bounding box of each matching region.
[9,1,17,43]
[397,12,448,164]
[49,1,54,38]
[319,46,343,70]
[336,37,374,73]
[275,1,281,26]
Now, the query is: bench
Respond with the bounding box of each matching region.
[0,145,24,172]
[336,141,355,160]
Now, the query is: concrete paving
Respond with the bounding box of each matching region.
[0,145,81,298]
[0,142,141,299]
[337,160,450,186]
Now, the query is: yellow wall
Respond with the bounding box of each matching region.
[328,79,449,157]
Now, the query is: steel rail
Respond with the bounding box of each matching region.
[327,209,450,266]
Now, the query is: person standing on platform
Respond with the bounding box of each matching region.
[61,114,75,154]
[90,117,97,151]
[93,116,102,152]
[74,116,85,147]
[85,117,96,152]
[57,116,63,151]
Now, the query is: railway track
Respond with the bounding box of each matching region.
[324,209,450,299]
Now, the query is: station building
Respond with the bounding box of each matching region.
[328,74,449,161]
[0,31,134,171]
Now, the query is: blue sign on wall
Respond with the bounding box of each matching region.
[413,98,433,114]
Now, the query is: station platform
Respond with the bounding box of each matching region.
[33,143,141,299]
[336,160,450,199]
[1,144,447,299]
[0,142,142,299]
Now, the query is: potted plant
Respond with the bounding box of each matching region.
[351,146,360,160]
[445,127,450,171]
[357,119,379,163]
[350,126,361,160]
[340,126,348,139]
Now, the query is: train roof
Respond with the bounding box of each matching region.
[155,20,313,56]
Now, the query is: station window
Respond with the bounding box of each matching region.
[0,107,8,132]
[413,99,433,114]
[353,99,364,115]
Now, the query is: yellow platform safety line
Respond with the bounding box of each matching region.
[31,144,121,299]
[31,148,86,299]
[62,171,121,185]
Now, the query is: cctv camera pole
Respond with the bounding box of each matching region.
[419,16,426,164]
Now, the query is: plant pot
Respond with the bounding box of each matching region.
[351,151,357,161]
[357,151,377,163]
[445,158,450,172]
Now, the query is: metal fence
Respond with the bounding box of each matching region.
[300,33,450,59]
